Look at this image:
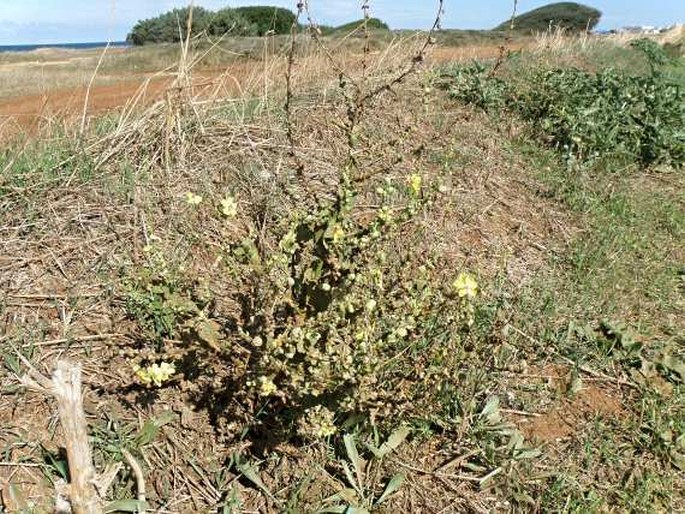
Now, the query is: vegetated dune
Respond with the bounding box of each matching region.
[495,1,602,32]
[0,44,576,511]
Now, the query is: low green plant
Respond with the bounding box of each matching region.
[123,242,213,346]
[630,38,673,75]
[321,431,408,513]
[444,49,685,168]
[124,172,479,438]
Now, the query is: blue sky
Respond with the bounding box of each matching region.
[0,1,683,45]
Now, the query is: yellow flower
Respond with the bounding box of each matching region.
[135,362,176,387]
[453,273,478,299]
[408,174,422,195]
[220,195,238,218]
[298,405,337,439]
[378,207,393,223]
[258,376,278,397]
[332,224,345,244]
[184,192,203,206]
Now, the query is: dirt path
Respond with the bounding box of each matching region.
[0,76,174,136]
[0,43,525,139]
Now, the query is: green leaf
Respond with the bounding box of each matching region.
[318,503,370,514]
[234,454,277,503]
[135,410,177,447]
[367,425,411,459]
[659,353,685,382]
[317,506,349,514]
[323,488,358,506]
[480,396,501,425]
[346,508,371,514]
[196,318,223,351]
[43,451,68,481]
[669,449,685,471]
[376,473,405,504]
[3,353,21,375]
[341,460,359,492]
[343,434,364,489]
[515,448,543,460]
[104,499,150,513]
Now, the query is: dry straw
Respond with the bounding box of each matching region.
[2,1,451,510]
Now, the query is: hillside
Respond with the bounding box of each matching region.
[319,17,390,35]
[495,2,601,33]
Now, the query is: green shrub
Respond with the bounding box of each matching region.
[127,7,213,45]
[320,18,391,36]
[445,61,685,167]
[630,38,673,75]
[207,8,259,38]
[124,177,479,439]
[126,6,267,45]
[234,6,297,36]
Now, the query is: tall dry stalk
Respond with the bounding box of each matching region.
[490,0,518,77]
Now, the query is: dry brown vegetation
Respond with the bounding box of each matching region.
[1,9,683,514]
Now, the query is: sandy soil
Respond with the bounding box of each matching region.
[0,43,523,139]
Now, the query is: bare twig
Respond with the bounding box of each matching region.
[284,1,306,177]
[21,333,123,349]
[122,449,147,510]
[361,1,372,83]
[489,0,519,77]
[0,462,43,468]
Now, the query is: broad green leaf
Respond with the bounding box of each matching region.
[659,353,685,382]
[343,434,364,488]
[323,488,358,505]
[196,318,223,351]
[669,449,685,471]
[135,410,176,447]
[376,473,405,504]
[480,396,501,425]
[3,354,21,375]
[318,507,370,514]
[317,506,348,514]
[104,499,150,513]
[347,508,371,514]
[234,454,277,503]
[367,425,411,459]
[341,460,359,492]
[515,448,543,460]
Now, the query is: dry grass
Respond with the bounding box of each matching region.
[0,30,568,511]
[531,26,598,55]
[1,21,683,513]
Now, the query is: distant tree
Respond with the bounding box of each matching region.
[126,6,259,45]
[233,6,297,36]
[126,5,388,45]
[127,7,209,45]
[494,2,602,33]
[207,8,258,38]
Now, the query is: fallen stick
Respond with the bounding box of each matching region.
[51,362,101,514]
